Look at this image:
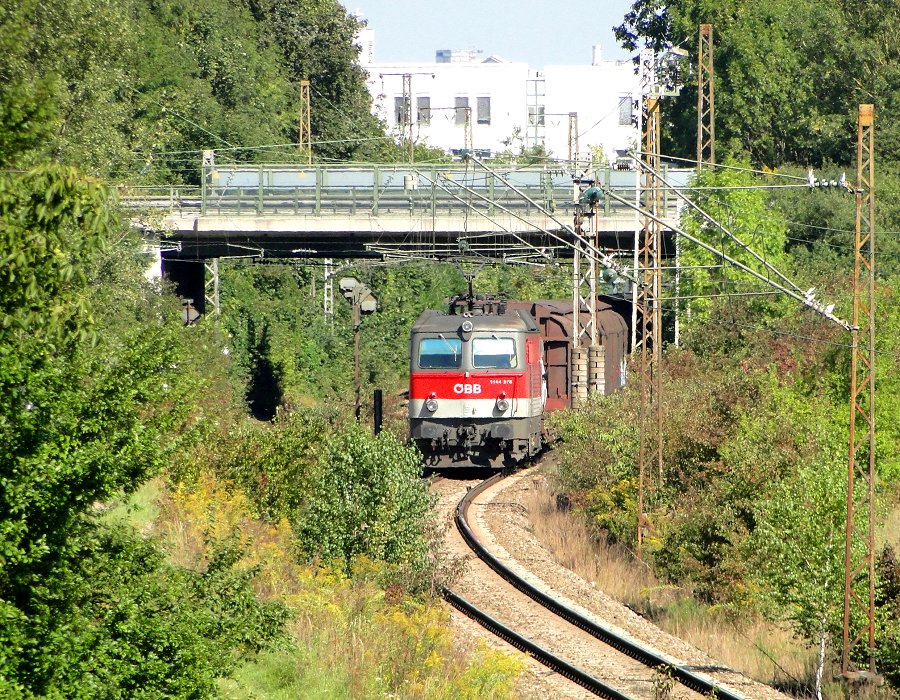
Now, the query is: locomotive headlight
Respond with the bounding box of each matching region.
[496,392,510,412]
[425,393,439,412]
[461,320,474,333]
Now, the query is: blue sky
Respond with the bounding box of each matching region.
[351,0,636,67]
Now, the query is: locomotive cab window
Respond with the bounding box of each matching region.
[472,337,517,369]
[418,337,462,368]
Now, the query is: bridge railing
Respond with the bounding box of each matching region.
[120,164,691,221]
[117,185,202,212]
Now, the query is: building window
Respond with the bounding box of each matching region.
[527,105,545,127]
[455,96,469,125]
[417,96,431,125]
[452,148,491,158]
[477,96,491,125]
[394,96,410,126]
[618,96,633,126]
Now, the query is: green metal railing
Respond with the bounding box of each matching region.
[120,163,684,222]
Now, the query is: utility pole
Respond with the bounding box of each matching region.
[299,80,312,165]
[637,93,663,552]
[633,42,684,553]
[323,258,334,324]
[402,74,414,164]
[571,175,603,405]
[842,103,879,684]
[683,24,715,350]
[353,301,361,419]
[378,72,435,163]
[204,258,220,317]
[568,112,579,166]
[464,106,473,154]
[696,25,715,171]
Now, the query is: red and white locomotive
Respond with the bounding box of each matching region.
[409,293,629,468]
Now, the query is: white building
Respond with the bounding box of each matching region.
[360,33,641,164]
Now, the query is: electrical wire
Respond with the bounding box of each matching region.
[695,317,851,348]
[635,152,809,181]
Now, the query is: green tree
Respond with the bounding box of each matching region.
[296,426,434,576]
[0,165,287,695]
[614,0,900,166]
[748,454,849,700]
[678,162,791,333]
[248,0,396,162]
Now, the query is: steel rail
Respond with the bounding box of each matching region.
[443,589,633,700]
[453,473,745,700]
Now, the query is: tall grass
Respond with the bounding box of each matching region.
[137,471,523,699]
[523,477,817,689]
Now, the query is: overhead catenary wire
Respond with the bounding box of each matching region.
[635,151,810,181]
[633,153,805,295]
[600,171,852,330]
[463,154,644,289]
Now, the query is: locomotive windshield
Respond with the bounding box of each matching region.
[418,337,462,368]
[472,337,517,369]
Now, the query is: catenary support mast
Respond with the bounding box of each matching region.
[696,25,715,171]
[299,80,312,165]
[636,93,663,552]
[841,103,879,683]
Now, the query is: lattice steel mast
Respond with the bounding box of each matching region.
[571,173,603,404]
[696,25,715,171]
[842,103,879,683]
[637,93,663,551]
[299,80,312,165]
[568,112,579,165]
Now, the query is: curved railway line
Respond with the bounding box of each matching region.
[440,469,753,700]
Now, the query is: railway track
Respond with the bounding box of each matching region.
[442,471,747,700]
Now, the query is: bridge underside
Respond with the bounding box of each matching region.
[156,213,675,262]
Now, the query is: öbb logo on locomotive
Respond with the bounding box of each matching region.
[452,383,482,395]
[409,293,629,469]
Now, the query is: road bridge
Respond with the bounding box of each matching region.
[128,162,690,259]
[125,161,691,312]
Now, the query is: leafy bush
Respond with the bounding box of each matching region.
[173,412,440,592]
[0,525,287,698]
[171,409,335,520]
[295,426,435,578]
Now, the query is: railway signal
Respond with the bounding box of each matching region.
[339,277,378,420]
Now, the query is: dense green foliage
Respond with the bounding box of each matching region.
[10,526,287,697]
[0,166,288,696]
[0,0,405,181]
[0,2,523,694]
[296,425,434,572]
[216,259,571,416]
[171,409,441,592]
[4,0,900,693]
[547,32,900,672]
[550,280,900,681]
[162,472,522,699]
[615,0,900,166]
[677,161,791,321]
